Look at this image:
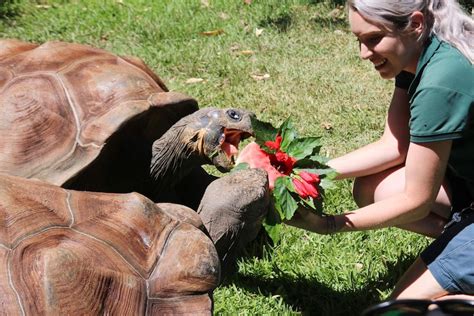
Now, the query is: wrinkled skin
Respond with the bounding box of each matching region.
[198,168,270,273]
[0,39,271,314]
[150,107,254,198]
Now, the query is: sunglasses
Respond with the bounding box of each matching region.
[362,299,474,316]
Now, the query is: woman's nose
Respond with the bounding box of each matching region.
[359,43,373,60]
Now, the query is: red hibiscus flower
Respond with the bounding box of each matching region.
[270,151,296,175]
[234,116,334,244]
[298,171,320,184]
[292,178,319,199]
[264,135,282,151]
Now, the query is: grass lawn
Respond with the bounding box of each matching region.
[1,0,433,314]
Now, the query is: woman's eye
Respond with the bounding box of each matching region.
[367,36,382,45]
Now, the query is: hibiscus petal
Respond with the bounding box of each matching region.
[292,178,309,199]
[299,171,320,184]
[301,179,319,198]
[264,135,282,150]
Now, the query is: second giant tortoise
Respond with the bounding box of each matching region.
[0,40,270,314]
[1,172,220,315]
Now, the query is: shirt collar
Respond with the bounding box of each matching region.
[416,35,442,74]
[408,35,442,96]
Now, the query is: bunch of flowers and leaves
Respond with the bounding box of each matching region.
[234,117,336,243]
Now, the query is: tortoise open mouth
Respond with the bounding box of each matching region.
[217,128,252,168]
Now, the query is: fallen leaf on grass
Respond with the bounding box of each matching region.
[321,122,333,130]
[238,50,254,55]
[244,0,252,4]
[201,0,210,7]
[200,29,225,36]
[255,28,264,37]
[328,7,345,20]
[185,78,205,84]
[251,73,270,81]
[219,12,230,20]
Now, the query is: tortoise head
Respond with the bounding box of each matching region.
[190,107,254,171]
[150,107,254,183]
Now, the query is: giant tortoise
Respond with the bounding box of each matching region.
[0,40,270,314]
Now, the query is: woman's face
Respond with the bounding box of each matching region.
[349,8,422,79]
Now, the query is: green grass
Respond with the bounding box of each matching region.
[1,1,432,315]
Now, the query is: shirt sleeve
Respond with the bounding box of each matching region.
[395,71,415,90]
[409,86,473,142]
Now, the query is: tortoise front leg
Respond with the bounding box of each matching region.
[197,168,270,275]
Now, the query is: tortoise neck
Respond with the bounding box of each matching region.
[150,124,206,196]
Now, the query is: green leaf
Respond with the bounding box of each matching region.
[251,116,278,149]
[232,162,249,172]
[279,118,297,151]
[324,170,339,180]
[285,137,321,160]
[263,221,282,244]
[273,176,298,220]
[320,177,337,190]
[294,158,321,169]
[300,196,316,210]
[309,154,330,164]
[294,167,336,177]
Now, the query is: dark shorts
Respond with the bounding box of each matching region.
[421,173,474,294]
[421,212,474,294]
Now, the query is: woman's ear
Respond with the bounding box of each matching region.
[409,11,424,36]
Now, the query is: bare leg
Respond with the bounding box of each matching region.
[391,257,448,299]
[436,294,474,300]
[391,257,474,300]
[356,167,474,300]
[353,165,452,238]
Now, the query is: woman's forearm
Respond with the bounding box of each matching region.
[328,138,407,180]
[334,191,432,232]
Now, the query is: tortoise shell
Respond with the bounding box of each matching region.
[0,40,223,314]
[0,173,220,315]
[0,39,198,188]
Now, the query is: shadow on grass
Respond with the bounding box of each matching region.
[223,253,418,316]
[0,1,22,20]
[258,12,293,32]
[307,0,346,6]
[258,0,348,33]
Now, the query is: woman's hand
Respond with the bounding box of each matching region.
[285,207,331,234]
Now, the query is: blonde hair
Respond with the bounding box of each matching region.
[347,0,474,63]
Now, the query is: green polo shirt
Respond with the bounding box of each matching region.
[396,36,474,198]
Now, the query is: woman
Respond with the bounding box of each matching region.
[297,0,474,299]
[243,0,474,300]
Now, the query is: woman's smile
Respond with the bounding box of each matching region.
[373,58,388,70]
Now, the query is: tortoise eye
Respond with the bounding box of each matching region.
[227,109,241,121]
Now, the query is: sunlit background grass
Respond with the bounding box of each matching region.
[0,0,440,314]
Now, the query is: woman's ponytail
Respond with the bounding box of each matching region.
[428,0,473,63]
